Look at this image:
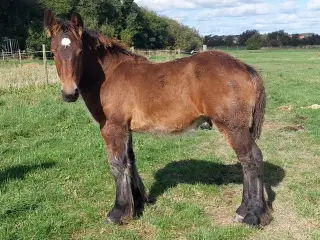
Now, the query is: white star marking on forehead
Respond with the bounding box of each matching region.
[61,38,71,48]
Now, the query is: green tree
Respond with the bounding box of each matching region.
[39,0,76,17]
[267,30,291,47]
[225,36,234,46]
[246,33,263,50]
[123,6,148,48]
[26,21,50,53]
[1,0,42,50]
[239,30,259,46]
[143,10,168,49]
[0,0,203,51]
[166,18,202,51]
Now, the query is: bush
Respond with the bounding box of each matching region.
[245,34,263,50]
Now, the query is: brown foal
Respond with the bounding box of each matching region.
[44,10,271,226]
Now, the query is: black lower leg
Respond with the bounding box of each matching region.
[127,134,147,217]
[241,144,271,226]
[234,168,249,222]
[107,160,134,224]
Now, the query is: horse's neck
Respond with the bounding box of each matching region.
[79,50,106,89]
[78,50,108,124]
[79,47,135,91]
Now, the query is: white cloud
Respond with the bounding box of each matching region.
[255,14,300,25]
[135,0,262,11]
[281,0,299,13]
[134,0,320,35]
[195,3,273,19]
[161,10,190,22]
[307,0,320,11]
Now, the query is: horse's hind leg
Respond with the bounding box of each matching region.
[217,125,272,226]
[101,121,147,224]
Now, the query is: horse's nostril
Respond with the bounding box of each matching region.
[61,88,79,102]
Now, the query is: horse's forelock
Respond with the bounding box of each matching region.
[51,20,81,40]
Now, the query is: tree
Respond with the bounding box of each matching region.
[1,0,203,51]
[225,36,234,46]
[143,10,168,49]
[239,30,259,46]
[1,0,42,50]
[246,33,263,50]
[204,35,224,46]
[291,34,300,46]
[26,20,50,52]
[122,5,147,48]
[279,31,291,46]
[166,18,202,51]
[267,30,291,47]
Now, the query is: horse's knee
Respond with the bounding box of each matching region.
[108,156,130,178]
[252,142,263,162]
[238,143,263,168]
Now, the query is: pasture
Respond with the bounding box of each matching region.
[0,49,319,239]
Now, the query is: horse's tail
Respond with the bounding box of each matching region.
[245,64,266,140]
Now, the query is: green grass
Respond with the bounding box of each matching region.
[0,49,319,239]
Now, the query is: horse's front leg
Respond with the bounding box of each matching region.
[100,120,147,224]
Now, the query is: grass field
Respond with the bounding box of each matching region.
[0,49,319,239]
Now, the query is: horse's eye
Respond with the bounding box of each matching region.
[77,49,83,56]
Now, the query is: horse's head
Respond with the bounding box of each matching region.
[44,9,84,102]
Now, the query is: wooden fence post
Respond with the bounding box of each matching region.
[203,45,207,52]
[42,44,49,85]
[9,39,13,57]
[18,49,22,65]
[2,50,4,61]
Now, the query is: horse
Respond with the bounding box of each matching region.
[44,9,271,226]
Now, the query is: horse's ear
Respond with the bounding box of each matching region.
[70,12,84,36]
[44,9,57,37]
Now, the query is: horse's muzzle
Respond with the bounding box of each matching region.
[61,88,79,102]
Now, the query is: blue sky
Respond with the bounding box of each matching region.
[135,0,320,35]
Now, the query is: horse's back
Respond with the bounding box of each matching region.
[102,51,257,133]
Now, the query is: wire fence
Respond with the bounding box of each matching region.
[133,49,191,61]
[3,44,318,89]
[0,46,191,89]
[0,45,57,89]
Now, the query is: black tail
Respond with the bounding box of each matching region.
[245,64,266,140]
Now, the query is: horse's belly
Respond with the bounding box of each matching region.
[130,111,205,133]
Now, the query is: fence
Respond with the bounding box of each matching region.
[2,38,20,55]
[0,44,58,89]
[0,46,189,89]
[3,45,317,89]
[207,45,320,51]
[207,46,246,51]
[133,49,189,61]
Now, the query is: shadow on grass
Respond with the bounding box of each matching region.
[0,162,56,187]
[0,202,39,220]
[149,160,285,207]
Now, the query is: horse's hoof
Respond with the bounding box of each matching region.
[233,213,244,223]
[259,210,273,226]
[146,195,156,205]
[242,209,272,226]
[243,211,260,226]
[105,209,125,225]
[105,216,121,225]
